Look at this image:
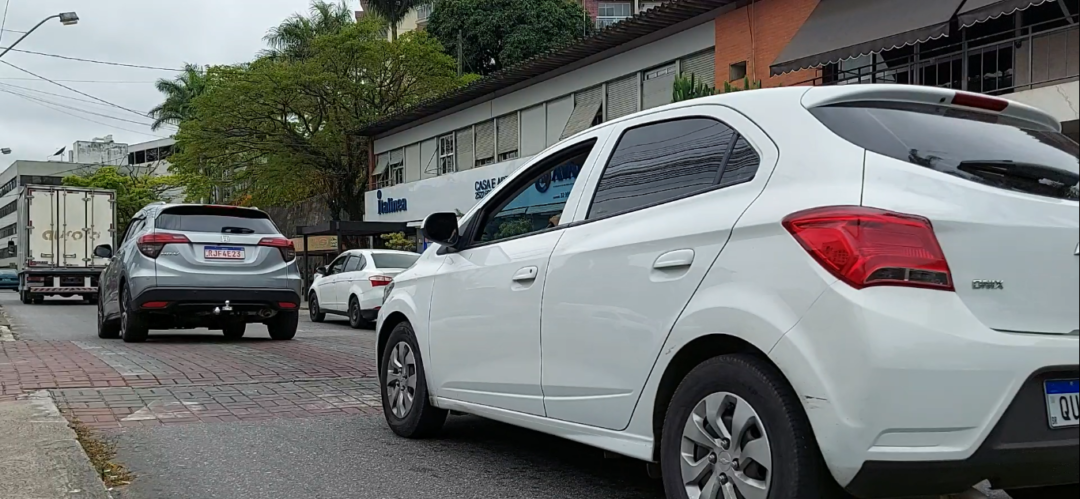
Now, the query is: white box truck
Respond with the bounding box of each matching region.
[10,185,116,304]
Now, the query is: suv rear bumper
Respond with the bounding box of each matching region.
[134,287,301,312]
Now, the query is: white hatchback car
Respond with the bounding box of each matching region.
[307,249,419,328]
[377,85,1079,499]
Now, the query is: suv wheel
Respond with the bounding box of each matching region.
[348,296,371,329]
[267,310,298,340]
[661,354,840,499]
[19,291,31,304]
[223,323,246,339]
[119,287,149,343]
[308,293,325,322]
[97,295,120,339]
[380,321,446,439]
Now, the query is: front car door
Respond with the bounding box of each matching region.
[102,215,148,319]
[319,254,349,310]
[336,253,365,305]
[426,132,610,416]
[540,105,778,430]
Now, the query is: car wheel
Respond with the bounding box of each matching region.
[661,354,842,499]
[347,296,371,329]
[97,294,120,339]
[308,292,325,322]
[380,321,446,439]
[1008,485,1079,499]
[32,295,44,304]
[119,287,148,343]
[19,291,31,304]
[267,311,298,340]
[223,323,246,339]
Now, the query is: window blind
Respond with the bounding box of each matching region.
[497,113,519,155]
[475,120,495,163]
[561,87,603,140]
[606,74,639,120]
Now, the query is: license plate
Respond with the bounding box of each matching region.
[204,246,245,260]
[1045,379,1079,429]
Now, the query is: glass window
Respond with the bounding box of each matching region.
[475,142,593,244]
[719,136,760,188]
[156,206,279,234]
[371,253,420,270]
[343,255,363,272]
[328,256,348,275]
[438,134,456,175]
[588,118,736,219]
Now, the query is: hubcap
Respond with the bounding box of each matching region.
[385,341,417,418]
[680,392,773,499]
[120,293,127,338]
[310,297,319,318]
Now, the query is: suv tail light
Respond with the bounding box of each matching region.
[258,237,295,262]
[782,206,954,291]
[369,275,393,287]
[138,233,190,259]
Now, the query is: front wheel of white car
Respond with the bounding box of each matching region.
[661,354,843,499]
[380,321,446,439]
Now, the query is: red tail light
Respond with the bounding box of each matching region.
[278,302,298,309]
[142,301,169,309]
[782,206,954,291]
[138,233,190,259]
[951,92,1009,112]
[369,275,393,287]
[258,237,295,262]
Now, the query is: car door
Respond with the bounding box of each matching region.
[426,133,609,416]
[336,254,365,305]
[319,254,349,310]
[540,106,778,430]
[103,215,148,318]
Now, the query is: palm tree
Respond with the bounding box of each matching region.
[366,0,422,41]
[148,64,207,131]
[263,0,356,60]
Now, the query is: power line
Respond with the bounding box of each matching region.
[0,46,184,71]
[5,90,166,139]
[0,86,161,127]
[0,80,126,109]
[0,59,153,119]
[0,0,11,46]
[0,77,155,83]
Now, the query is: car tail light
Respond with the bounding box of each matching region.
[26,275,45,282]
[138,233,190,259]
[782,206,954,291]
[278,302,297,309]
[259,237,295,262]
[142,301,169,309]
[951,92,1009,112]
[369,275,393,287]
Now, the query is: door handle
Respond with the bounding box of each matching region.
[512,266,538,282]
[653,249,695,269]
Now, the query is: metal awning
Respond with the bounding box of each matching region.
[770,0,967,76]
[957,0,1055,28]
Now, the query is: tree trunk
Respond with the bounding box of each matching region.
[391,23,397,41]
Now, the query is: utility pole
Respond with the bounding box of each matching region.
[457,29,463,77]
[0,12,79,60]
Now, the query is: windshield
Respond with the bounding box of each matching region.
[0,269,15,276]
[371,253,419,270]
[811,102,1079,201]
[156,206,279,234]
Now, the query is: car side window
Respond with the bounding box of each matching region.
[344,255,363,272]
[473,141,594,244]
[328,255,348,275]
[587,118,760,220]
[122,218,145,245]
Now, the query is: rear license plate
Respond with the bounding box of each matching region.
[204,246,245,260]
[1045,379,1079,429]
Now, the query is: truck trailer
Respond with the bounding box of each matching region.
[9,185,116,304]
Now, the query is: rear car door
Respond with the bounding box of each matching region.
[540,106,778,430]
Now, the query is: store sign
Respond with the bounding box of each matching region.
[475,175,509,200]
[290,236,338,253]
[376,190,408,215]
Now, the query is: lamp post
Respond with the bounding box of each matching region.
[0,12,79,60]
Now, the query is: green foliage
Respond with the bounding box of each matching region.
[62,167,179,235]
[380,232,416,251]
[672,73,716,103]
[427,0,594,76]
[722,77,764,93]
[366,0,423,40]
[148,64,208,131]
[262,0,356,60]
[491,216,533,241]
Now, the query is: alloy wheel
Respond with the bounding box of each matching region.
[680,392,773,499]
[309,296,319,320]
[350,301,359,324]
[119,291,128,339]
[385,341,417,419]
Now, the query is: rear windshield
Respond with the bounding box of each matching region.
[156,206,279,234]
[371,253,419,270]
[0,269,15,276]
[811,102,1079,201]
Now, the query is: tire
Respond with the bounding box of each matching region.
[223,323,247,339]
[308,293,325,323]
[660,354,843,499]
[347,296,372,329]
[97,294,120,339]
[20,291,31,304]
[119,286,149,343]
[32,295,44,304]
[84,294,98,304]
[380,321,447,439]
[267,311,298,340]
[1008,484,1079,499]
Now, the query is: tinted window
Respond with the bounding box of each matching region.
[477,143,592,243]
[811,102,1079,201]
[371,253,419,269]
[328,255,348,274]
[343,256,363,272]
[588,118,735,219]
[719,136,760,188]
[156,206,279,234]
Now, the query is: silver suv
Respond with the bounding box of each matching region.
[93,203,303,342]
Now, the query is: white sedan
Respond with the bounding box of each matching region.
[307,249,419,329]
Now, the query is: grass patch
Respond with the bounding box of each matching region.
[69,419,135,488]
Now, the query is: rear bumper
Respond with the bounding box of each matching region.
[134,287,301,312]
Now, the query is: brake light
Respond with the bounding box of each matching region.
[258,237,295,262]
[369,275,393,287]
[951,92,1009,112]
[26,275,45,282]
[142,301,169,309]
[782,206,954,291]
[138,233,190,259]
[278,302,298,309]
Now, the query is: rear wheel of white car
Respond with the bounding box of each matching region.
[308,293,325,323]
[119,287,148,343]
[267,311,298,340]
[223,323,246,339]
[380,321,446,439]
[347,296,372,329]
[661,354,839,499]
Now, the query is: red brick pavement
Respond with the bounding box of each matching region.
[1,341,126,400]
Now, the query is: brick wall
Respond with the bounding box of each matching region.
[582,0,600,19]
[714,0,821,90]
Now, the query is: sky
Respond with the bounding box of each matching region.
[0,0,361,170]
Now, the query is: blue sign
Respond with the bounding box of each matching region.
[505,162,581,210]
[376,190,408,215]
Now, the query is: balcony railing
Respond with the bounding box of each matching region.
[796,14,1078,97]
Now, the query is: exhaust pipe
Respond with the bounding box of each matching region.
[258,308,275,319]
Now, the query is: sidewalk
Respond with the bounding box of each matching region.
[0,392,111,499]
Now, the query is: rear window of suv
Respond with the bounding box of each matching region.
[371,253,419,269]
[811,102,1079,201]
[156,206,279,234]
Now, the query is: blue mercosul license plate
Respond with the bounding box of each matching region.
[1045,379,1079,429]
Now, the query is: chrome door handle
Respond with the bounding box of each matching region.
[512,266,538,282]
[653,249,695,269]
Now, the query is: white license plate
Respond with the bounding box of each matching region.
[1045,379,1079,429]
[204,246,245,260]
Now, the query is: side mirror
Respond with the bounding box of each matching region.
[315,265,327,276]
[422,212,460,247]
[93,244,113,259]
[6,240,13,248]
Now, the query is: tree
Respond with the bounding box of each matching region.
[148,64,208,131]
[427,0,593,76]
[63,167,179,235]
[380,232,415,251]
[263,0,356,61]
[722,77,763,93]
[366,0,422,41]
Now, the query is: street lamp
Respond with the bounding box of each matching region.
[0,12,79,60]
[1,148,11,155]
